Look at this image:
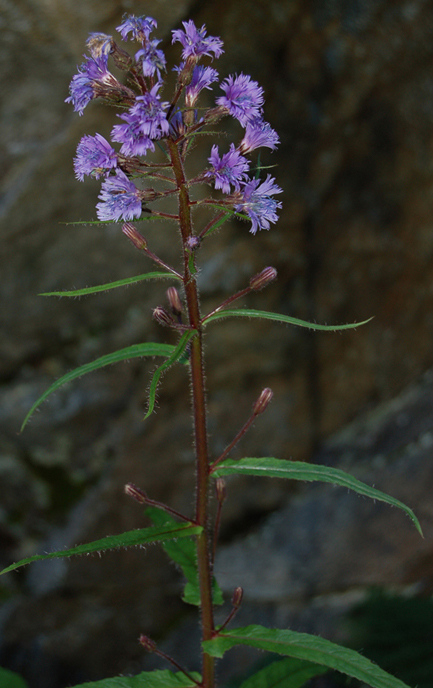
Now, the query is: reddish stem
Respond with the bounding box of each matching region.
[167,137,216,688]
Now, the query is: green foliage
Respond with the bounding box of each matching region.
[203,308,373,331]
[146,506,224,606]
[144,330,197,418]
[238,657,328,688]
[40,272,182,297]
[212,458,422,535]
[68,669,201,687]
[0,523,201,576]
[203,625,411,688]
[0,666,28,688]
[21,342,176,431]
[346,590,433,688]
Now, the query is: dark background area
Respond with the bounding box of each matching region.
[1,0,433,686]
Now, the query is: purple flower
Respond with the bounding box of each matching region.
[205,144,250,194]
[111,84,169,156]
[135,39,166,78]
[172,20,224,60]
[74,133,118,181]
[117,15,157,42]
[185,65,219,107]
[65,54,113,115]
[96,170,142,221]
[233,175,282,234]
[217,74,264,127]
[239,118,280,154]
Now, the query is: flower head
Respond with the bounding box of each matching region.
[74,133,118,181]
[64,53,125,115]
[111,84,169,156]
[239,118,279,154]
[135,39,166,78]
[185,65,219,107]
[205,144,250,194]
[86,33,113,58]
[172,20,224,60]
[117,15,157,42]
[233,175,282,234]
[96,169,142,221]
[217,74,264,127]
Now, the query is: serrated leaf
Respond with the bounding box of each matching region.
[0,523,202,576]
[238,657,328,688]
[21,342,175,431]
[212,458,422,536]
[145,330,197,419]
[203,308,372,331]
[0,666,28,688]
[146,507,223,606]
[40,272,181,297]
[203,625,411,688]
[67,669,201,688]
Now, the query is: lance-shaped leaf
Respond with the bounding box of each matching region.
[212,458,422,536]
[66,669,201,688]
[146,506,224,606]
[0,523,202,576]
[0,667,28,688]
[40,272,181,297]
[145,330,197,418]
[203,625,411,688]
[203,308,372,331]
[21,342,175,431]
[238,657,328,688]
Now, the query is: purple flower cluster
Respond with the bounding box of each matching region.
[172,20,224,60]
[74,133,117,181]
[66,14,282,230]
[111,84,169,157]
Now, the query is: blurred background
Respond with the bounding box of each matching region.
[1,0,433,686]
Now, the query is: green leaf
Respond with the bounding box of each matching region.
[0,523,202,576]
[145,330,197,419]
[21,342,175,431]
[40,272,181,297]
[203,308,373,331]
[203,625,412,688]
[146,506,224,606]
[238,657,328,688]
[0,666,29,688]
[203,212,232,238]
[212,458,422,536]
[67,669,201,688]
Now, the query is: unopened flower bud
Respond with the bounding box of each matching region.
[215,478,227,504]
[253,387,274,415]
[124,483,147,504]
[122,223,147,250]
[139,634,157,652]
[231,586,243,608]
[186,235,201,252]
[167,287,183,316]
[153,306,175,328]
[249,267,277,291]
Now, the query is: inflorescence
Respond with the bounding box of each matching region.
[66,14,282,234]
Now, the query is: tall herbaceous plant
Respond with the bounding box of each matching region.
[2,15,422,688]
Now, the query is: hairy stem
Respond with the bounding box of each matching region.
[168,137,215,688]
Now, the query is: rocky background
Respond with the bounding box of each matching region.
[1,0,433,686]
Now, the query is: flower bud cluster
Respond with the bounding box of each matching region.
[66,13,282,235]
